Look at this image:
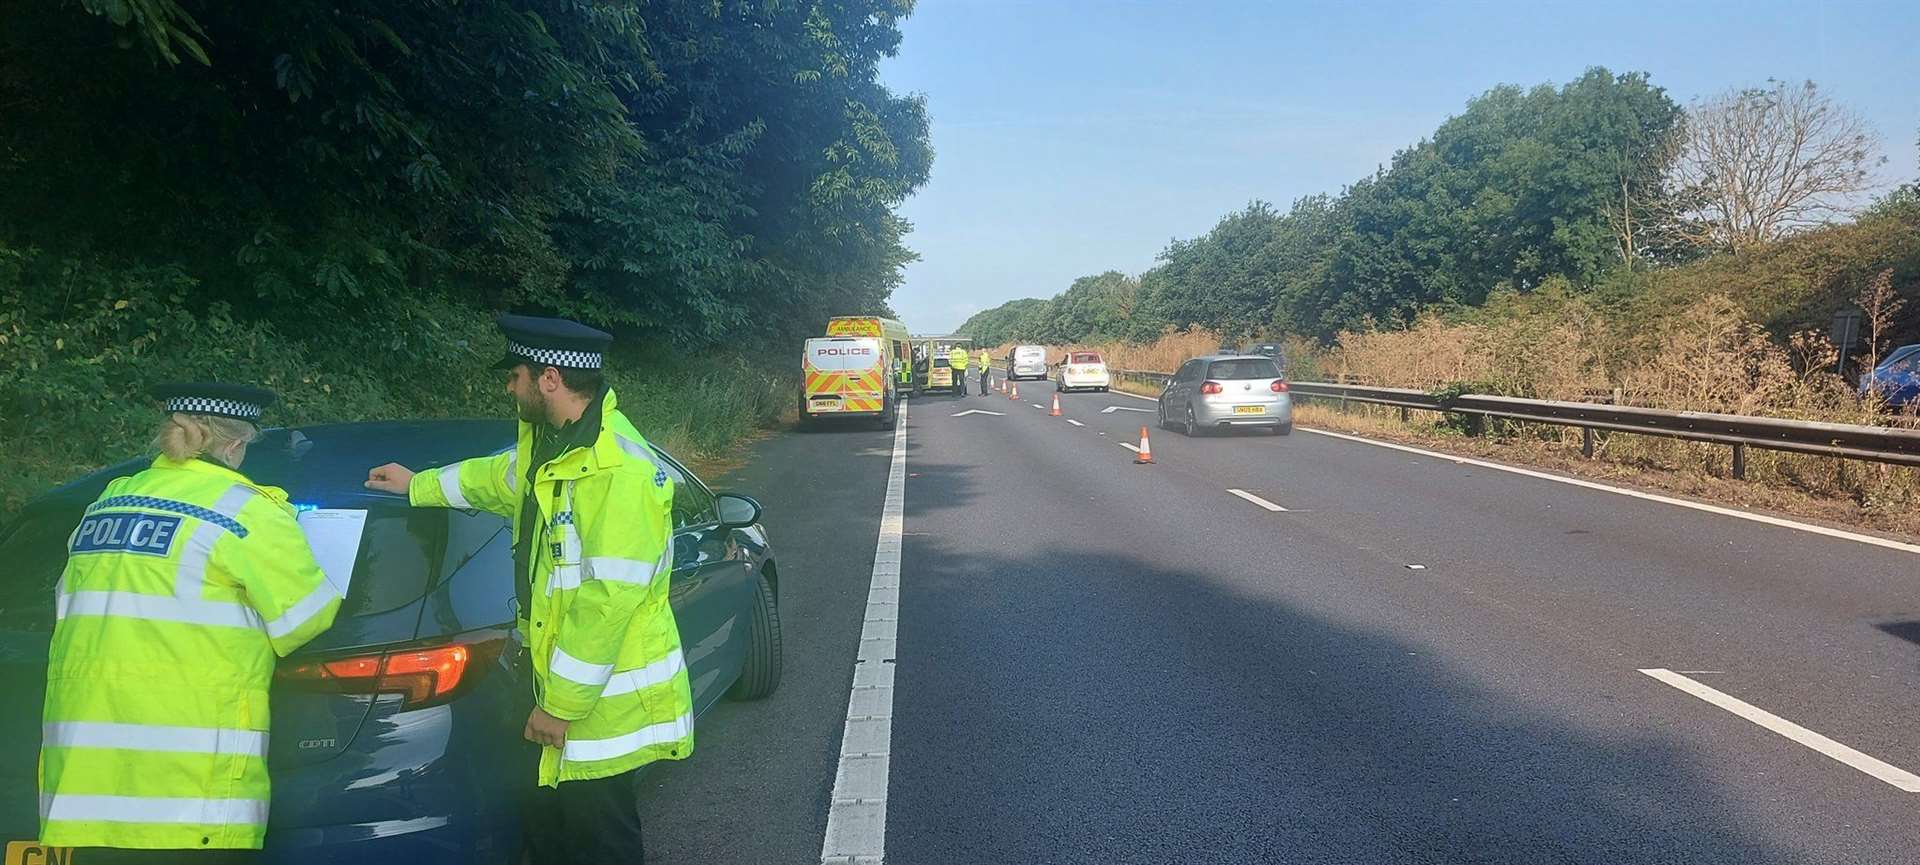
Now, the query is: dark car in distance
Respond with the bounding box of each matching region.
[0,420,783,864]
[1861,343,1920,409]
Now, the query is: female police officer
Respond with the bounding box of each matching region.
[39,383,342,863]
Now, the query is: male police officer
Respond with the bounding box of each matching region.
[364,316,689,864]
[948,344,970,396]
[41,383,341,862]
[975,348,992,396]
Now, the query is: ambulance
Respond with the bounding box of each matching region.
[803,316,909,428]
[826,316,913,396]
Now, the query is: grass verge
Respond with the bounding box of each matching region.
[0,246,795,517]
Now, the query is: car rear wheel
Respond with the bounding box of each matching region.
[1183,405,1200,437]
[1274,422,1293,436]
[878,397,898,429]
[728,572,783,701]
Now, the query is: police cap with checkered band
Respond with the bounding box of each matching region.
[150,382,278,425]
[492,314,613,371]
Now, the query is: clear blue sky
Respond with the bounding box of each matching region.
[876,0,1920,333]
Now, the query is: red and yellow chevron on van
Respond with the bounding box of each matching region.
[802,336,898,428]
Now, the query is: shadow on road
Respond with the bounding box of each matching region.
[885,540,1808,865]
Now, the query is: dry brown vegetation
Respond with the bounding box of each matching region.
[1307,288,1915,517]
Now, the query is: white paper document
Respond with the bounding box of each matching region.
[296,508,369,598]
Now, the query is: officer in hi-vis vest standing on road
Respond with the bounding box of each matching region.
[40,383,342,864]
[948,344,970,396]
[976,348,992,396]
[364,315,688,865]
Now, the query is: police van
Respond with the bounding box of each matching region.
[802,336,898,429]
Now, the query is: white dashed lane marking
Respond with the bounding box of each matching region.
[1640,668,1920,793]
[1226,488,1287,512]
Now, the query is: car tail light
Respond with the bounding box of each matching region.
[277,628,508,710]
[1200,381,1223,395]
[1271,380,1289,393]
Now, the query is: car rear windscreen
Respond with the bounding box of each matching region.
[1207,359,1282,380]
[0,506,445,633]
[1070,352,1102,364]
[336,508,447,617]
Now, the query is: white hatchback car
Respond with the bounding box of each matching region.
[1054,350,1111,392]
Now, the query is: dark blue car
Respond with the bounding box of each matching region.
[1861,344,1920,409]
[0,420,784,863]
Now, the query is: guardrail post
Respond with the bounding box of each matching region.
[1581,427,1594,458]
[1732,442,1747,480]
[1465,413,1485,437]
[1399,406,1409,424]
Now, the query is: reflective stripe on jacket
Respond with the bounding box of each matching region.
[409,388,689,786]
[40,457,341,849]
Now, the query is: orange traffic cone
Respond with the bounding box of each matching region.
[1134,426,1154,464]
[1050,393,1062,416]
[1009,382,1019,401]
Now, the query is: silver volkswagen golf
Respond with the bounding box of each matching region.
[1156,354,1293,436]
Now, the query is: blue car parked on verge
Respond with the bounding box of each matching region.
[0,420,783,864]
[1860,344,1920,409]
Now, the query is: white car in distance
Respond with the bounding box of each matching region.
[1054,350,1111,393]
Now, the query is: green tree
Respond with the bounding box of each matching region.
[0,0,931,347]
[957,297,1052,346]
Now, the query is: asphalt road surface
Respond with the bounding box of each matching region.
[638,370,1920,864]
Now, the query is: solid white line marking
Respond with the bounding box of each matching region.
[1109,388,1157,402]
[949,409,1003,417]
[1227,488,1288,512]
[1066,419,1084,427]
[819,402,908,864]
[1031,403,1044,409]
[1639,668,1920,792]
[1300,427,1920,557]
[1100,405,1155,414]
[1119,442,1141,453]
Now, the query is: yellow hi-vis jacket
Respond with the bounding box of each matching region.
[976,351,991,372]
[949,347,970,371]
[407,388,691,786]
[41,456,342,850]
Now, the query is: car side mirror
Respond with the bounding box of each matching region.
[716,493,763,529]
